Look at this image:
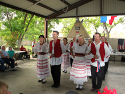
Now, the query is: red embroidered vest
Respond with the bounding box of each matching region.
[91,42,105,62]
[105,42,109,47]
[49,39,62,58]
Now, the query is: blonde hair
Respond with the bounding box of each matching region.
[79,35,84,39]
[0,81,8,93]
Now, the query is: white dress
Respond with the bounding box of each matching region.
[35,42,50,79]
[61,43,70,70]
[70,43,88,85]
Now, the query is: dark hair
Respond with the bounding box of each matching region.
[39,35,44,38]
[95,32,101,37]
[53,31,59,35]
[9,46,12,49]
[63,38,67,42]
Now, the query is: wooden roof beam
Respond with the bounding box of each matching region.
[60,0,70,6]
[0,1,46,18]
[27,0,57,12]
[47,0,94,19]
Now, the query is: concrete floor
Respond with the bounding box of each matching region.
[0,58,125,94]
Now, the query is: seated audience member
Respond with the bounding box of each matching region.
[1,46,17,71]
[20,45,30,59]
[0,81,12,94]
[7,47,17,66]
[0,51,5,72]
[7,47,15,59]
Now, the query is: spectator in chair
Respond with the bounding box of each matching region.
[0,51,5,72]
[1,46,17,71]
[7,47,16,66]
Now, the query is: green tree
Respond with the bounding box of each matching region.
[60,18,76,37]
[82,16,125,38]
[0,6,59,48]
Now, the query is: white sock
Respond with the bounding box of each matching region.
[43,78,46,82]
[76,84,79,88]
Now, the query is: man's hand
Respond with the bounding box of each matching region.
[7,56,9,59]
[73,55,75,58]
[93,55,99,59]
[51,54,55,57]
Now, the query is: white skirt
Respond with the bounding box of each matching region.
[37,55,50,79]
[70,60,87,84]
[86,59,91,76]
[61,52,70,69]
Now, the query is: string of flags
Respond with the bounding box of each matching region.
[100,16,117,25]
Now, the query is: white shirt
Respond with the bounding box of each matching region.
[104,43,112,62]
[87,41,111,67]
[34,43,48,53]
[73,43,88,61]
[49,40,66,66]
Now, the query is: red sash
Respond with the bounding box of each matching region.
[49,39,62,58]
[91,42,105,62]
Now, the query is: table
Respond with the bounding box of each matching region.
[15,51,25,54]
[110,52,125,64]
[15,51,26,60]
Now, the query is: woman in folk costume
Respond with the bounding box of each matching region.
[35,35,50,84]
[70,35,88,90]
[61,38,70,73]
[69,36,76,67]
[85,38,93,77]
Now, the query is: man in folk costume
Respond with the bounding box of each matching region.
[35,35,50,84]
[61,38,70,73]
[49,31,66,88]
[69,36,76,67]
[86,38,93,77]
[87,33,110,92]
[70,35,88,90]
[101,36,112,80]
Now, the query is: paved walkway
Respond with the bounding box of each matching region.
[0,57,125,94]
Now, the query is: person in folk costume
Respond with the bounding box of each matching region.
[49,31,66,88]
[69,36,76,67]
[101,36,112,80]
[61,38,70,73]
[32,39,35,58]
[86,32,111,92]
[70,35,88,90]
[85,38,93,77]
[34,35,50,84]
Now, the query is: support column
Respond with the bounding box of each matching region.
[44,19,48,42]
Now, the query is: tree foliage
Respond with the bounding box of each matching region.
[0,5,59,48]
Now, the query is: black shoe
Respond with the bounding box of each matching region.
[0,70,5,72]
[55,85,60,88]
[51,84,55,87]
[64,71,67,73]
[91,88,95,92]
[62,70,65,72]
[76,88,79,90]
[38,79,43,82]
[103,78,105,81]
[42,81,46,84]
[96,89,100,92]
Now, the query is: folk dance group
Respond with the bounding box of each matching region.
[34,31,112,92]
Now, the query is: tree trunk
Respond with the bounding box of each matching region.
[103,22,109,38]
[17,14,34,48]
